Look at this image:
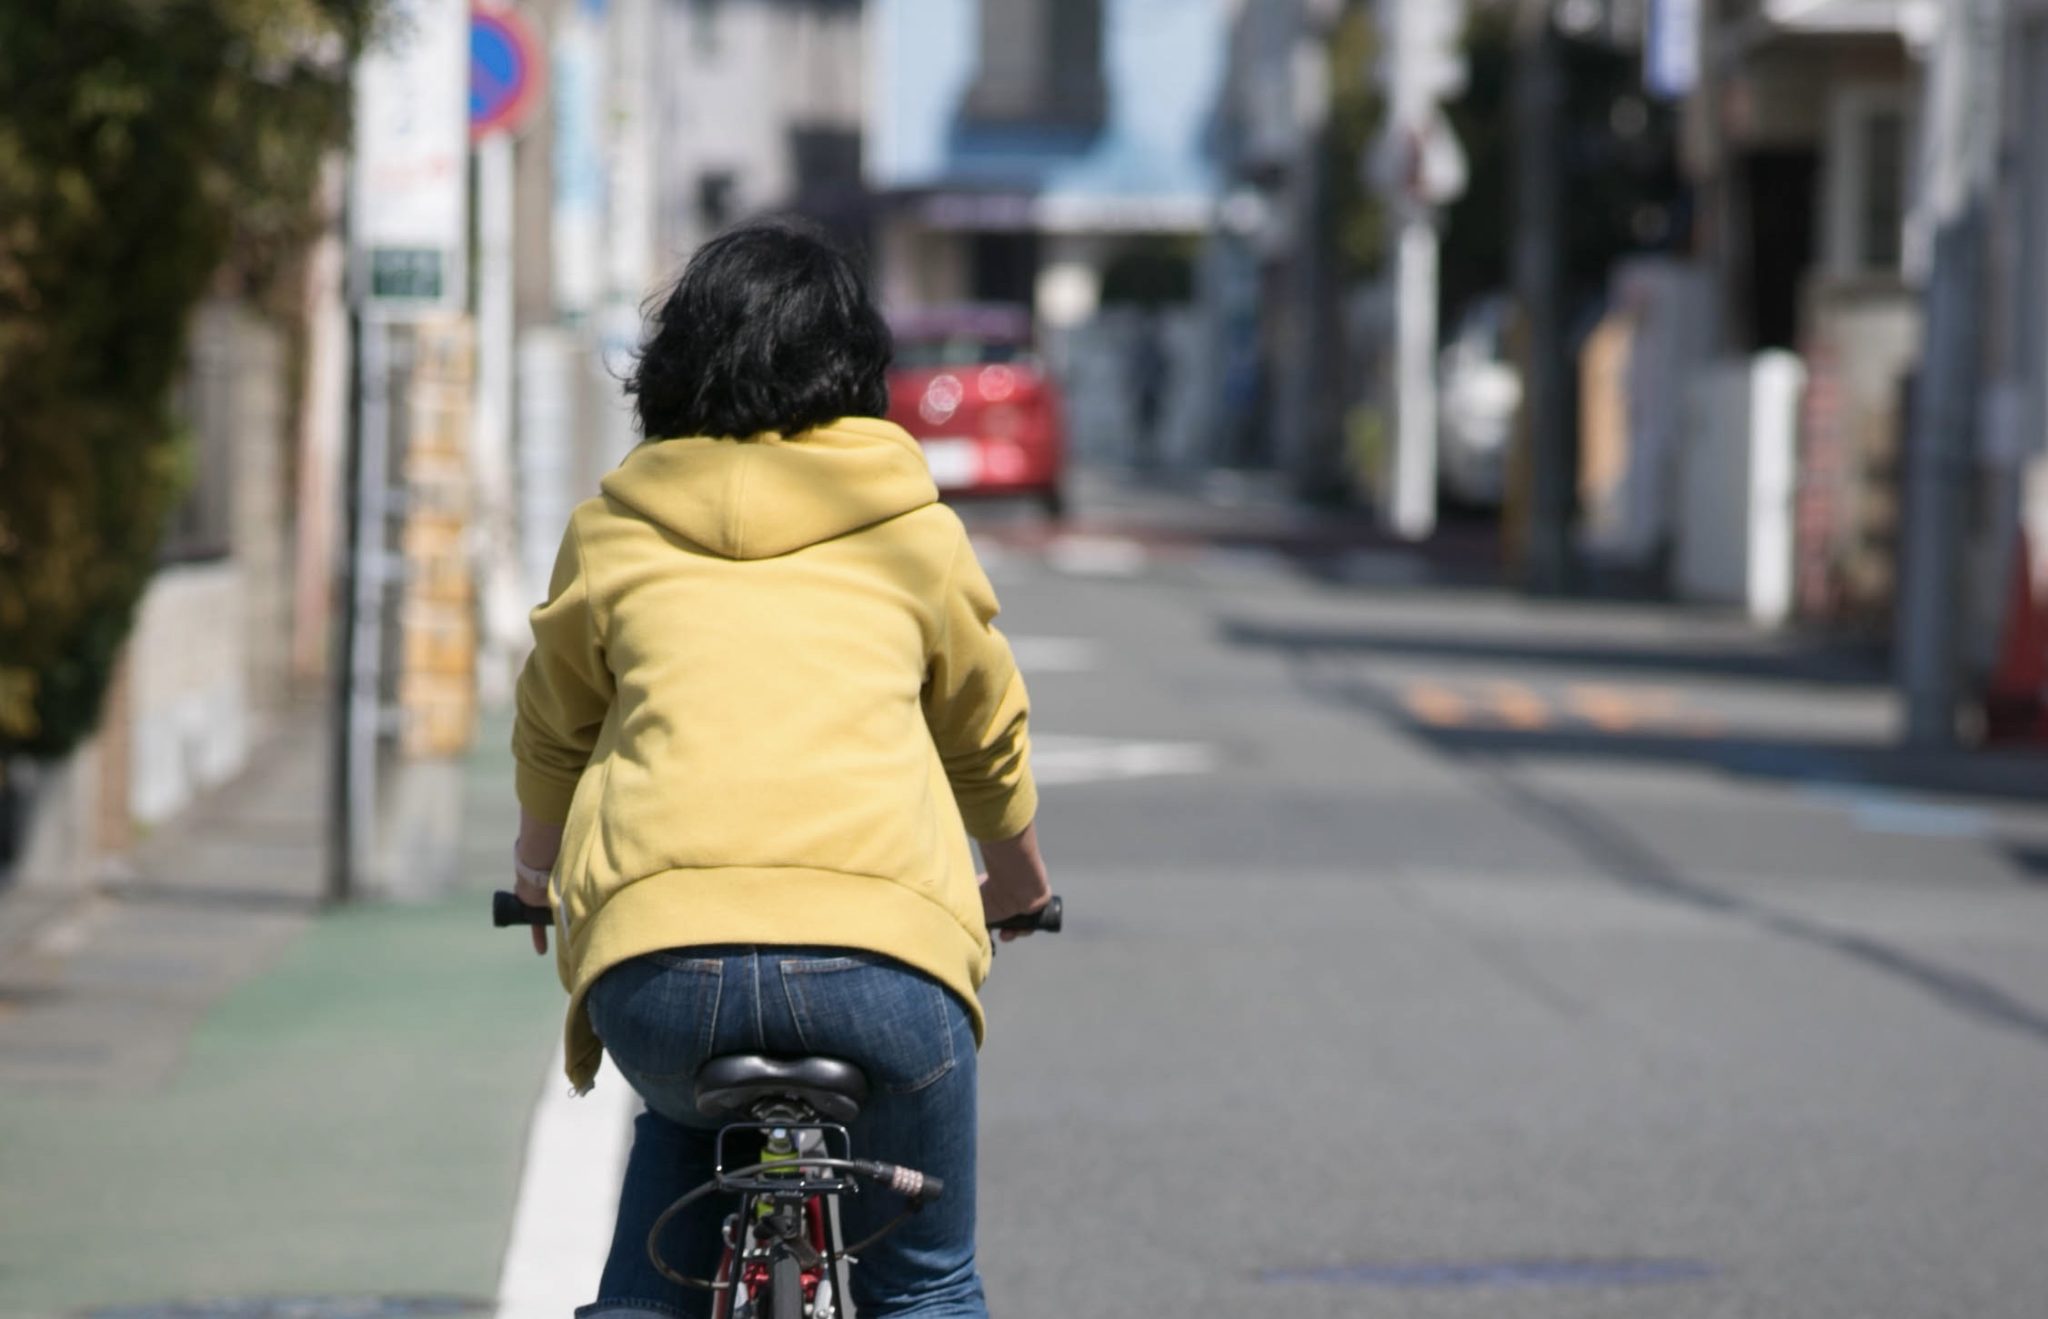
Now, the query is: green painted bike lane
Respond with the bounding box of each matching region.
[0,738,565,1317]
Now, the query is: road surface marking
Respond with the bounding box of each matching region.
[1405,681,1724,737]
[1487,682,1551,730]
[1851,800,1987,838]
[1797,784,1989,839]
[31,896,114,957]
[1406,682,1471,727]
[1046,535,1148,578]
[1565,685,1642,731]
[1031,734,1221,785]
[495,1047,639,1319]
[1010,636,1101,674]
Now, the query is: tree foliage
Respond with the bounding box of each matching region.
[1326,2,1388,284]
[1441,10,1687,328]
[0,0,375,760]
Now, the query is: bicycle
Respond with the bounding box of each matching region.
[493,890,1063,1319]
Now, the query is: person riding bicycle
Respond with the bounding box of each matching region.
[508,218,1052,1319]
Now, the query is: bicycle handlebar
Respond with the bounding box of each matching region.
[990,894,1062,933]
[492,891,551,928]
[494,890,1063,934]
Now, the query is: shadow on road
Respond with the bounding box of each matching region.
[1220,619,1889,688]
[1483,765,2048,1053]
[1414,723,2048,807]
[1224,622,2048,1053]
[1220,620,2048,808]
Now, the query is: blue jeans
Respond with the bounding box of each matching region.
[575,947,988,1319]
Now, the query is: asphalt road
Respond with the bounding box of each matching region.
[960,494,2048,1319]
[9,478,2048,1319]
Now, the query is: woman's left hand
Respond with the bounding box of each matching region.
[514,866,551,955]
[514,810,565,957]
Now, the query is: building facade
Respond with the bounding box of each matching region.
[867,0,1231,467]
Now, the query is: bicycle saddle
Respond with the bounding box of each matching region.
[694,1054,870,1124]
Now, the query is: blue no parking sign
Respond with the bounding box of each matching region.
[471,8,540,141]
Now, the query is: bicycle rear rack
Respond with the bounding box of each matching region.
[714,1121,856,1196]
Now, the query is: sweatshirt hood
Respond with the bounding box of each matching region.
[599,417,939,560]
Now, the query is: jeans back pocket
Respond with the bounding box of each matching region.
[586,952,726,1086]
[779,954,959,1095]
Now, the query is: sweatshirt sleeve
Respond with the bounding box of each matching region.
[923,529,1039,841]
[511,515,614,824]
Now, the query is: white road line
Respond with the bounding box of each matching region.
[31,895,114,957]
[1009,636,1101,674]
[1031,734,1222,785]
[1046,536,1148,578]
[496,1047,639,1319]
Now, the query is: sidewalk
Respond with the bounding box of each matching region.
[0,706,330,1094]
[0,709,563,1318]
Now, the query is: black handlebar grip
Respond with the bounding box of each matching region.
[917,1173,945,1204]
[990,894,1062,934]
[493,891,553,928]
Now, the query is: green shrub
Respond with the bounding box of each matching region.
[0,0,374,759]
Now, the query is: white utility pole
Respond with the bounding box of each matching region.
[1392,204,1444,538]
[1377,0,1469,540]
[1898,0,2006,746]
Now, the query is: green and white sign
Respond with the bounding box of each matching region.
[351,0,469,314]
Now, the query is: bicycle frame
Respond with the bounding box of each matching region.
[681,1112,861,1319]
[710,1187,847,1319]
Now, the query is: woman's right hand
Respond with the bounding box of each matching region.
[978,820,1052,942]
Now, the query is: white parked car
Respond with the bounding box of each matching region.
[1437,295,1523,510]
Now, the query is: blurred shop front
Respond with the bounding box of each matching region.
[865,0,1230,472]
[1570,2,1928,629]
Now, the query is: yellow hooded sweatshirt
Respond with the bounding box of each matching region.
[511,417,1036,1092]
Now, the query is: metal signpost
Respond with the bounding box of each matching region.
[334,0,471,902]
[470,8,543,705]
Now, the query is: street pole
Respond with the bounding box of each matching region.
[1898,0,2005,746]
[472,132,524,706]
[333,0,469,899]
[328,301,361,906]
[1392,207,1442,538]
[343,315,392,897]
[1379,0,1466,539]
[1512,0,1571,594]
[327,309,390,906]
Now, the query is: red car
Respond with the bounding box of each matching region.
[886,305,1068,518]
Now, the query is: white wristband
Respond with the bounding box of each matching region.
[513,846,553,889]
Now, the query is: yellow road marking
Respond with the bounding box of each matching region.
[1566,684,1641,732]
[1406,682,1471,727]
[1487,682,1551,730]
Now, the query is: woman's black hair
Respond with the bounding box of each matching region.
[625,218,893,441]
